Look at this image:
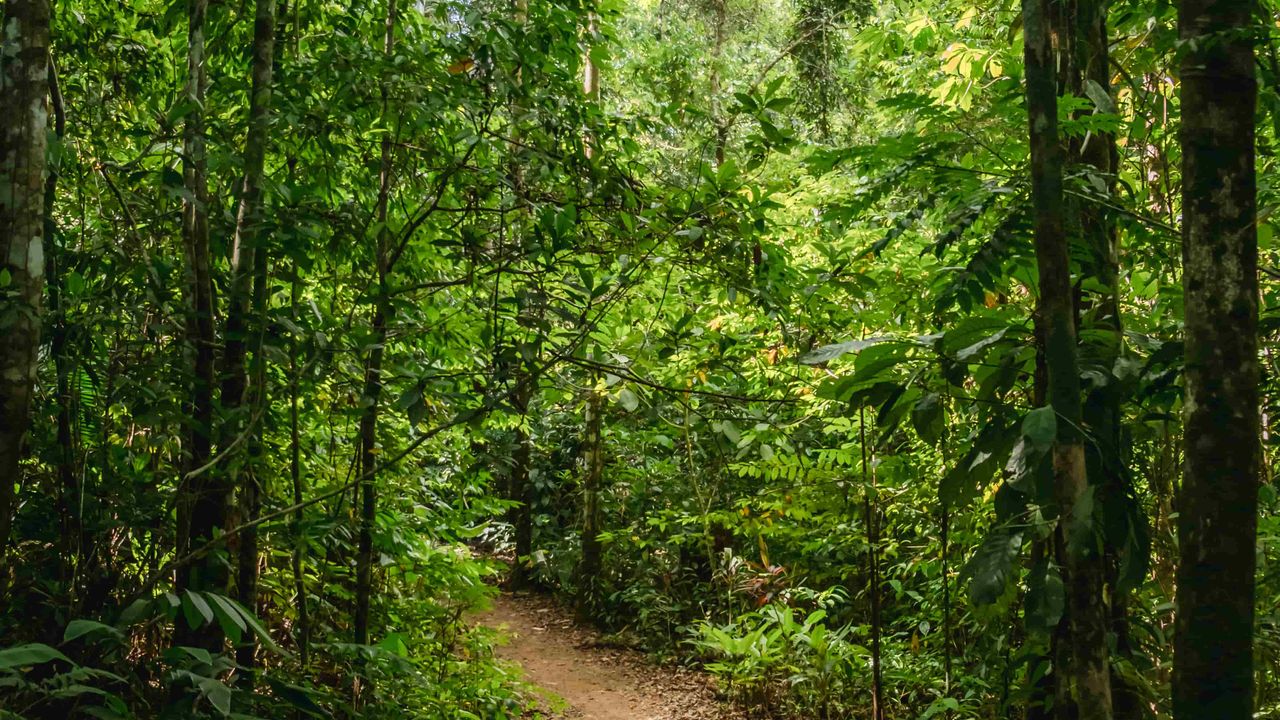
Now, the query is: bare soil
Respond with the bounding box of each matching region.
[474,592,736,720]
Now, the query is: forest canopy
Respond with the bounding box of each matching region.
[0,0,1275,718]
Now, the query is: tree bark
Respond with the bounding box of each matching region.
[221,0,276,680]
[576,383,605,620]
[0,0,51,560]
[1056,2,1142,716]
[1021,0,1112,717]
[354,0,397,649]
[289,273,310,666]
[1173,1,1259,718]
[173,0,225,653]
[505,0,536,591]
[861,406,883,720]
[507,377,534,588]
[44,55,79,588]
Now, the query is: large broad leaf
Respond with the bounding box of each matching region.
[265,677,332,718]
[0,643,72,670]
[616,387,639,412]
[1112,493,1152,594]
[1022,406,1057,450]
[954,328,1009,362]
[911,392,944,445]
[1024,556,1064,633]
[197,677,232,716]
[798,336,888,365]
[183,590,214,630]
[63,620,124,644]
[965,526,1024,606]
[206,593,247,644]
[229,598,284,655]
[1006,441,1056,507]
[851,343,914,381]
[940,422,1013,508]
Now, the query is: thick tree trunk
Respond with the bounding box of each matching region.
[1021,1,1111,718]
[0,0,51,559]
[354,0,397,649]
[1173,1,1259,718]
[174,0,225,652]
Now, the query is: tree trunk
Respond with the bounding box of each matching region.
[505,0,535,591]
[576,383,605,620]
[1021,1,1111,718]
[354,0,397,650]
[1173,1,1259,718]
[0,0,51,560]
[1057,2,1142,716]
[861,406,884,720]
[173,0,224,652]
[223,0,276,680]
[44,56,79,588]
[289,273,310,666]
[709,0,728,167]
[507,378,534,588]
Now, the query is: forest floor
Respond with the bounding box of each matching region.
[474,592,736,719]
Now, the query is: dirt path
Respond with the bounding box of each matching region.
[475,593,732,720]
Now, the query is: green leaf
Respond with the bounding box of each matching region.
[377,632,409,657]
[965,527,1023,606]
[1022,406,1057,450]
[63,620,124,644]
[230,599,284,655]
[939,461,974,508]
[66,270,85,296]
[1025,558,1064,633]
[616,387,639,412]
[799,337,887,365]
[265,677,331,717]
[183,590,215,629]
[1004,436,1049,498]
[118,598,153,626]
[911,393,944,445]
[718,421,741,445]
[1083,78,1116,113]
[198,677,232,716]
[0,643,72,670]
[1114,498,1152,594]
[169,646,213,667]
[206,594,247,644]
[954,328,1008,361]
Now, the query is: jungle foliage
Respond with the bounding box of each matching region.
[1,0,1278,719]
